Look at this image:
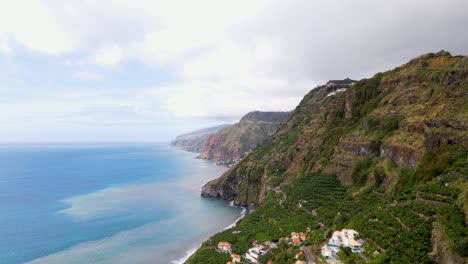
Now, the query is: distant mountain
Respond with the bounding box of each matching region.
[170,124,230,153]
[197,111,290,162]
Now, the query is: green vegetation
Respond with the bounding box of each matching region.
[193,52,467,263]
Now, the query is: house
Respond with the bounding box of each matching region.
[321,245,333,258]
[291,237,301,246]
[295,251,304,259]
[259,244,271,255]
[218,242,232,253]
[295,261,306,264]
[245,248,260,263]
[321,228,364,258]
[341,229,362,252]
[291,232,300,239]
[231,253,241,263]
[267,261,273,264]
[342,229,358,240]
[328,231,342,247]
[299,232,307,241]
[227,262,234,264]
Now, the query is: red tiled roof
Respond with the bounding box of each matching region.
[292,237,301,245]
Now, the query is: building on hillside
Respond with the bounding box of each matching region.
[231,253,241,263]
[245,241,277,263]
[330,231,342,245]
[299,232,307,241]
[259,244,271,255]
[342,229,358,240]
[321,229,364,258]
[245,248,260,263]
[218,241,232,253]
[291,237,301,246]
[321,246,333,257]
[341,229,362,253]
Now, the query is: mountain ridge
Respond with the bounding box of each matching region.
[197,111,290,163]
[170,124,230,153]
[190,51,467,264]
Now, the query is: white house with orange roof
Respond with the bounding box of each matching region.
[218,241,232,253]
[291,232,300,239]
[231,253,241,263]
[299,232,307,241]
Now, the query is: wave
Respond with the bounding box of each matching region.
[170,247,198,264]
[170,203,247,264]
[224,206,247,230]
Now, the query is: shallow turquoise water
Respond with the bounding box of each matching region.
[0,143,241,264]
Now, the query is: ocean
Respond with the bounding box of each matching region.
[0,143,242,264]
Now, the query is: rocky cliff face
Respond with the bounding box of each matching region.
[201,52,467,207]
[431,222,466,264]
[170,124,230,152]
[197,111,290,162]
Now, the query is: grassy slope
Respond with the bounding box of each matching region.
[190,52,467,263]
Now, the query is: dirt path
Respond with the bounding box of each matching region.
[301,246,316,264]
[272,185,287,205]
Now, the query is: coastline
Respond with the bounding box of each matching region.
[171,203,248,264]
[168,146,247,264]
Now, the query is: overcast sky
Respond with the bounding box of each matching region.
[1,0,467,142]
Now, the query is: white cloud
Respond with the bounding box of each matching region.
[0,0,73,54]
[91,44,124,67]
[1,0,468,140]
[74,71,102,80]
[0,35,12,54]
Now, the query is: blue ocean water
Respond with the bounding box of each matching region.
[0,144,242,264]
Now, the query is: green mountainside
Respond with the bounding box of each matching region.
[191,52,467,264]
[170,124,230,152]
[197,111,290,162]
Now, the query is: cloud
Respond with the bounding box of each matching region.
[90,44,124,67]
[1,0,468,141]
[0,0,73,55]
[74,71,102,80]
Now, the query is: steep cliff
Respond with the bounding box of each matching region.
[201,52,467,206]
[170,124,230,153]
[195,52,467,264]
[197,111,289,162]
[193,52,467,264]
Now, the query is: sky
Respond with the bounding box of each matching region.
[1,0,467,142]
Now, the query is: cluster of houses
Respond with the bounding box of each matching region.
[289,232,308,246]
[321,229,364,258]
[218,241,276,264]
[217,242,241,263]
[218,229,363,263]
